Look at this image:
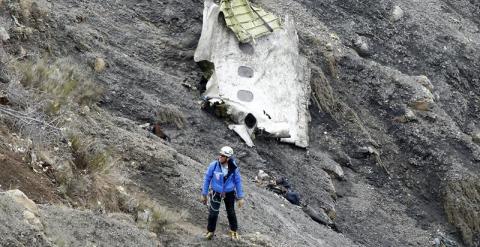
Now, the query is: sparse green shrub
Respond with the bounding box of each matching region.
[136,196,185,233]
[53,133,124,211]
[5,0,48,29]
[54,237,67,247]
[5,0,33,23]
[89,174,121,212]
[116,187,186,232]
[325,52,338,79]
[311,68,336,114]
[69,134,115,173]
[61,173,122,212]
[444,174,480,247]
[15,58,103,115]
[52,159,74,186]
[156,104,186,129]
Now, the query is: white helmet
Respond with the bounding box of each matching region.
[220,146,234,157]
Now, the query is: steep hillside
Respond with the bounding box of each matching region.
[1,0,480,246]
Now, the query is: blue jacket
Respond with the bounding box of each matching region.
[202,158,244,199]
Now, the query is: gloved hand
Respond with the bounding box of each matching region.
[237,198,245,208]
[201,195,208,205]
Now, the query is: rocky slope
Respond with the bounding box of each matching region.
[1,0,480,246]
[0,190,160,246]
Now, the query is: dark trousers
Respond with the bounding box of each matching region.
[207,191,238,232]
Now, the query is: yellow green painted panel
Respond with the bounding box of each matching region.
[220,0,283,43]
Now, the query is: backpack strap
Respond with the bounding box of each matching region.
[224,158,236,181]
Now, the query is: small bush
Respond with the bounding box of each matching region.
[69,134,115,173]
[15,58,103,115]
[54,133,122,211]
[5,0,32,23]
[156,104,186,129]
[136,196,185,233]
[61,173,122,212]
[311,68,336,114]
[115,187,186,233]
[5,0,47,28]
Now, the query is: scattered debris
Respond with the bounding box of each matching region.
[431,231,458,247]
[358,146,380,157]
[393,108,416,123]
[201,97,229,118]
[0,26,10,42]
[94,57,106,72]
[312,153,345,179]
[302,205,334,226]
[472,132,480,144]
[255,170,336,227]
[141,122,171,142]
[256,170,298,203]
[0,92,9,105]
[352,36,370,57]
[17,46,27,59]
[229,124,255,147]
[256,170,269,180]
[410,98,432,111]
[151,122,170,141]
[415,75,434,92]
[391,6,404,22]
[181,82,197,90]
[138,123,150,129]
[256,172,301,205]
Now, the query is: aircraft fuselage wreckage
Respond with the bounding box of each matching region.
[195,0,311,148]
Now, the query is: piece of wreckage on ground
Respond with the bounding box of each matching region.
[255,170,335,227]
[195,0,311,148]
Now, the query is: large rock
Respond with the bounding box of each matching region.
[391,6,404,22]
[4,189,39,214]
[312,152,344,179]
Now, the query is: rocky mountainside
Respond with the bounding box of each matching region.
[1,0,480,246]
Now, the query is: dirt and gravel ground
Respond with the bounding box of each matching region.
[1,0,480,246]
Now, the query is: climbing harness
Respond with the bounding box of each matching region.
[208,191,225,212]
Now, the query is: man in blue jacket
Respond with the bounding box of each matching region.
[201,146,245,240]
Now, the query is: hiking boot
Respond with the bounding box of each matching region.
[229,230,239,240]
[204,231,214,240]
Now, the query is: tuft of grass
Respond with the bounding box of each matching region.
[5,0,47,28]
[444,175,480,247]
[53,133,123,212]
[325,53,338,79]
[61,173,122,212]
[135,196,185,233]
[54,237,67,247]
[5,0,32,23]
[311,68,336,114]
[156,104,186,129]
[115,187,186,233]
[15,58,103,115]
[69,134,115,173]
